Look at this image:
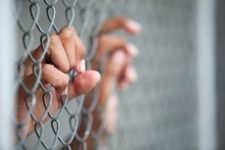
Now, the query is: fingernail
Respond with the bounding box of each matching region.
[128,66,138,82]
[126,19,142,33]
[62,87,68,95]
[127,43,139,56]
[80,59,86,73]
[111,51,125,65]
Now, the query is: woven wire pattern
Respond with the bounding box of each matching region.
[14,0,126,149]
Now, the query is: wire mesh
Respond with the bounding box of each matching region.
[11,0,208,150]
[14,0,126,149]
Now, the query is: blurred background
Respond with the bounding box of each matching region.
[108,0,199,149]
[1,0,225,149]
[105,0,223,150]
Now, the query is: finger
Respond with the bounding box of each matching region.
[98,51,127,106]
[125,65,138,83]
[59,27,77,71]
[24,27,85,76]
[18,64,69,136]
[45,34,70,73]
[105,51,128,77]
[96,35,139,58]
[42,64,69,94]
[118,65,138,91]
[103,94,118,133]
[59,27,87,73]
[69,27,87,73]
[68,70,101,98]
[23,35,70,76]
[119,65,138,84]
[118,73,131,91]
[99,16,141,35]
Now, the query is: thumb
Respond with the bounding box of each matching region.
[68,70,101,99]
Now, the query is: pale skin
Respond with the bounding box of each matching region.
[71,16,141,149]
[16,16,140,148]
[17,27,101,137]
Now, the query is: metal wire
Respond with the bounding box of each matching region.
[14,0,125,149]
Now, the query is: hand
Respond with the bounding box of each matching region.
[71,16,141,149]
[17,27,101,137]
[93,16,140,105]
[96,16,140,141]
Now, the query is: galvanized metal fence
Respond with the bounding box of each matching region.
[14,0,125,149]
[0,0,219,150]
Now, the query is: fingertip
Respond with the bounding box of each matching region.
[107,51,127,76]
[126,43,139,57]
[89,70,101,84]
[71,70,101,96]
[127,66,138,83]
[125,19,142,34]
[111,50,126,65]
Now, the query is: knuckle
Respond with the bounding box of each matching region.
[60,28,73,40]
[50,34,60,45]
[117,16,126,24]
[63,63,70,73]
[70,61,76,70]
[67,57,76,70]
[67,26,76,33]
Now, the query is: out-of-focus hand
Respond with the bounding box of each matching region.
[94,17,140,137]
[93,16,140,106]
[71,16,141,149]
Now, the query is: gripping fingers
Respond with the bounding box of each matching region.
[42,64,69,94]
[47,34,70,73]
[59,27,86,73]
[59,28,77,71]
[70,27,87,72]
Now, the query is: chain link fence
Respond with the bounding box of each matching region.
[13,0,127,149]
[0,0,221,149]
